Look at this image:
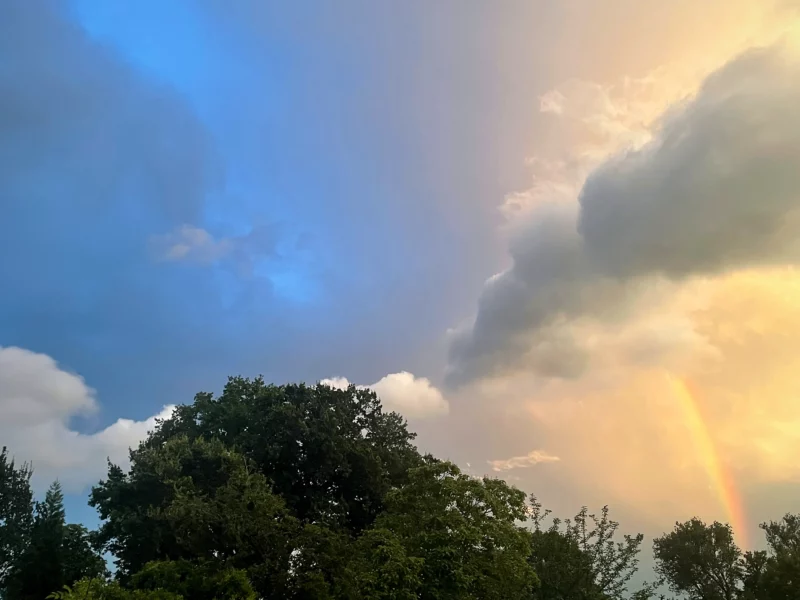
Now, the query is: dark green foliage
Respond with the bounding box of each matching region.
[652,514,800,600]
[344,528,423,599]
[5,481,106,599]
[131,560,256,599]
[91,436,298,596]
[653,518,742,600]
[752,514,800,599]
[9,374,800,599]
[61,524,108,589]
[528,529,604,600]
[0,448,33,590]
[369,460,539,599]
[529,496,654,600]
[48,579,182,599]
[144,377,423,533]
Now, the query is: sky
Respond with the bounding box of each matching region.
[3,0,800,573]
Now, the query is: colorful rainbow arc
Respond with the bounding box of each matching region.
[665,373,748,549]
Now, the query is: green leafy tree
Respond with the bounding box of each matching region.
[48,579,181,600]
[0,447,33,591]
[131,560,256,599]
[343,528,423,600]
[527,497,603,600]
[7,481,106,599]
[653,518,741,600]
[529,496,654,600]
[739,549,768,600]
[7,481,68,599]
[91,435,349,598]
[61,524,108,589]
[752,514,800,599]
[366,460,539,599]
[143,378,423,532]
[528,529,604,600]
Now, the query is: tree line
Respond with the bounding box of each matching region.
[1,376,799,599]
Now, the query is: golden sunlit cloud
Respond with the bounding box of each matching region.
[437,1,800,551]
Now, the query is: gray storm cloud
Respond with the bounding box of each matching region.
[447,42,800,386]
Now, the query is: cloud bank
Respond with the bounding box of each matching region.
[447,41,800,386]
[0,346,173,493]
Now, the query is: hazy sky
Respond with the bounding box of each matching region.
[2,0,800,569]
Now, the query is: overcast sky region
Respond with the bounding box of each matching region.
[3,0,800,574]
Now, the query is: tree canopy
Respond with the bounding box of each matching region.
[2,375,800,599]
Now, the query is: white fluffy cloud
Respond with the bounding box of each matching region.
[0,346,173,492]
[448,41,800,385]
[320,371,449,419]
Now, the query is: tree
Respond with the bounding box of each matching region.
[527,497,603,600]
[6,481,68,599]
[91,435,348,598]
[529,496,653,600]
[365,460,539,599]
[6,481,106,600]
[751,514,800,599]
[143,378,423,533]
[653,518,742,600]
[48,579,181,600]
[343,528,423,600]
[0,447,33,591]
[528,530,604,600]
[739,550,768,600]
[62,524,108,588]
[131,560,256,599]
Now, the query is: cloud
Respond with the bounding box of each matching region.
[0,0,246,414]
[320,371,449,419]
[488,450,561,473]
[151,225,235,264]
[447,41,800,385]
[149,223,277,277]
[0,347,173,493]
[579,43,800,278]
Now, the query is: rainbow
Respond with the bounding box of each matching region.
[665,374,748,549]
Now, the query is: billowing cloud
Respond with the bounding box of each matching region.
[488,450,561,473]
[0,347,173,493]
[447,41,800,386]
[579,44,800,278]
[320,371,448,419]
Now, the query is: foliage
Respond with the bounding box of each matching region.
[91,435,300,596]
[143,377,423,533]
[47,579,181,599]
[370,460,539,599]
[131,560,256,599]
[530,495,654,600]
[8,375,800,599]
[528,529,604,600]
[0,448,33,590]
[751,514,800,599]
[343,528,423,599]
[5,481,106,600]
[652,518,742,600]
